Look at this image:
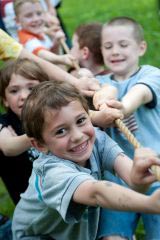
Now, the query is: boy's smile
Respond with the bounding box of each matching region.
[16,2,45,35]
[101,25,146,80]
[41,100,95,166]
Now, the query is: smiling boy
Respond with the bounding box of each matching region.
[12,80,160,240]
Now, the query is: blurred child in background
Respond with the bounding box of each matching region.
[93,16,160,240]
[13,0,74,69]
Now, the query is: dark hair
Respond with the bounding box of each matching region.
[22,81,89,143]
[75,22,103,64]
[0,58,50,107]
[103,16,144,42]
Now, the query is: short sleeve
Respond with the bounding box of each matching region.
[38,160,94,222]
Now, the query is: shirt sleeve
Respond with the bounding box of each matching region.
[94,128,124,172]
[38,159,94,223]
[136,66,160,108]
[0,29,23,60]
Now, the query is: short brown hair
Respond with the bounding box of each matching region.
[75,22,103,64]
[14,0,40,16]
[103,16,144,43]
[22,81,89,143]
[0,58,50,107]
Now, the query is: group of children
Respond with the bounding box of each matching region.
[0,0,160,239]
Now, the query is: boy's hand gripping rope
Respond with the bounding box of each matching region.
[115,119,160,181]
[60,39,160,181]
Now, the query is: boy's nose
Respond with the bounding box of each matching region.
[20,89,29,100]
[112,45,120,55]
[70,128,83,143]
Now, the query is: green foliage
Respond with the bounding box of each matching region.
[0,0,159,237]
[0,178,15,218]
[59,0,160,67]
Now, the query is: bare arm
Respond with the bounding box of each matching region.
[37,49,75,67]
[114,148,160,191]
[121,84,153,117]
[0,127,31,156]
[20,48,100,96]
[73,179,160,214]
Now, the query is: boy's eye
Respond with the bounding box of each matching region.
[120,41,128,48]
[9,89,18,94]
[103,43,112,49]
[28,86,35,91]
[77,117,87,125]
[55,128,66,136]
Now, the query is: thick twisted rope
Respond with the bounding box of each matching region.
[60,39,160,181]
[115,119,160,181]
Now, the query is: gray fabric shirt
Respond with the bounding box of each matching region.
[12,128,123,240]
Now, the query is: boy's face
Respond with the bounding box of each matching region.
[16,2,45,35]
[39,100,95,166]
[101,25,146,80]
[4,74,39,118]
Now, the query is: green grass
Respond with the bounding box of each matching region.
[1,0,160,238]
[59,0,160,67]
[0,178,15,218]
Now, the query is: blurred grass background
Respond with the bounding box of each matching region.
[1,0,160,239]
[59,0,160,67]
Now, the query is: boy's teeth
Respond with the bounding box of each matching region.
[72,142,87,152]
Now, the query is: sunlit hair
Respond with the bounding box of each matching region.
[0,58,50,107]
[22,81,89,144]
[103,16,144,43]
[75,22,103,64]
[14,0,40,16]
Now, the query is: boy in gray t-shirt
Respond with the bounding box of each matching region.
[12,81,160,240]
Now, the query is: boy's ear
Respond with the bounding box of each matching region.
[81,47,90,60]
[30,138,48,153]
[139,41,147,56]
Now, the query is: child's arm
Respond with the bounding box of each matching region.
[0,28,100,96]
[73,148,160,213]
[37,49,75,67]
[89,100,123,128]
[0,126,31,156]
[73,179,160,213]
[121,84,153,117]
[93,84,118,110]
[113,148,159,191]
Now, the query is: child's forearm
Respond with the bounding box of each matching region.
[94,181,152,212]
[122,84,153,117]
[73,179,160,213]
[0,134,31,156]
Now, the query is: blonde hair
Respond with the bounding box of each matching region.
[14,0,40,16]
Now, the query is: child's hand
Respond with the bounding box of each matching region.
[78,68,94,78]
[130,148,160,191]
[93,84,118,110]
[89,104,123,128]
[58,54,77,67]
[75,77,100,97]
